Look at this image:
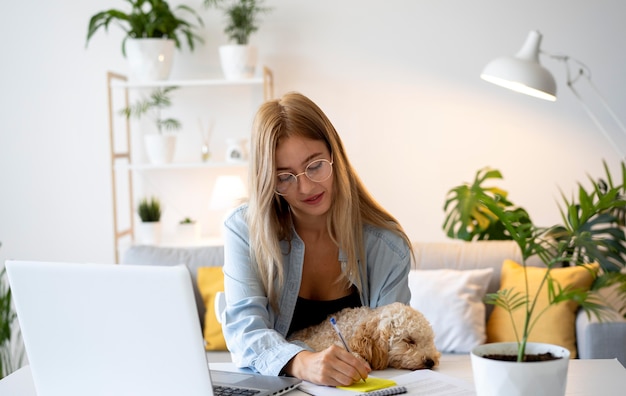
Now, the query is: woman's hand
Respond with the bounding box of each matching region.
[283,345,371,386]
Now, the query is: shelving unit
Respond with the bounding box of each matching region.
[107,67,274,262]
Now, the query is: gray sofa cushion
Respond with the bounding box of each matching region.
[122,245,225,327]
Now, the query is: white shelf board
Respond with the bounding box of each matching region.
[110,78,264,89]
[114,161,248,171]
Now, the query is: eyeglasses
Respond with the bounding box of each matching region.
[274,158,334,195]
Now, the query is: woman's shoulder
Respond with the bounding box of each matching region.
[224,203,249,230]
[362,223,410,257]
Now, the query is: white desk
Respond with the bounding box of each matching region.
[2,355,625,395]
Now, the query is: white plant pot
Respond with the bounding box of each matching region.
[218,44,257,80]
[136,221,162,245]
[471,342,570,396]
[126,38,175,82]
[177,222,201,242]
[144,134,177,165]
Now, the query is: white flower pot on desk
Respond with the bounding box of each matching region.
[471,342,570,396]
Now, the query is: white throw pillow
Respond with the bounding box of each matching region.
[408,268,493,353]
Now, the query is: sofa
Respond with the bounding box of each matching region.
[122,240,626,366]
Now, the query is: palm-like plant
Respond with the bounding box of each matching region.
[444,162,626,361]
[443,167,532,241]
[86,0,204,56]
[0,268,15,379]
[1,253,25,379]
[120,87,181,134]
[204,0,271,45]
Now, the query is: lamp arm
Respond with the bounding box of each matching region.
[567,82,625,158]
[544,52,626,158]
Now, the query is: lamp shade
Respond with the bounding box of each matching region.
[209,175,247,211]
[481,30,557,101]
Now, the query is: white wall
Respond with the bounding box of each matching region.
[1,0,625,265]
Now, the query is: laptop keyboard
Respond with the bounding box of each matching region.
[213,385,262,396]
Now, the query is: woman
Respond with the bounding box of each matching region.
[222,92,412,386]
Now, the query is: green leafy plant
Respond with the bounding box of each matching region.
[137,197,162,222]
[179,217,195,224]
[204,0,271,45]
[86,0,204,56]
[120,87,181,134]
[0,262,24,379]
[443,167,532,241]
[444,162,626,361]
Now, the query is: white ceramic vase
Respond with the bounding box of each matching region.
[144,134,177,165]
[218,44,257,80]
[125,38,175,81]
[136,221,162,245]
[471,342,570,396]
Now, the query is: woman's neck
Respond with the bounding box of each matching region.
[293,213,329,242]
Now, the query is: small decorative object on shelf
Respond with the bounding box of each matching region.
[85,0,204,81]
[204,0,272,80]
[136,196,162,245]
[198,118,213,162]
[201,144,211,162]
[225,138,248,162]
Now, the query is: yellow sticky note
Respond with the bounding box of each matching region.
[337,377,396,392]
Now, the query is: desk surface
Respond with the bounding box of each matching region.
[2,355,625,396]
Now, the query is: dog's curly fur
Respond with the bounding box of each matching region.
[288,302,440,370]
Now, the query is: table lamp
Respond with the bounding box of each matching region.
[209,175,247,236]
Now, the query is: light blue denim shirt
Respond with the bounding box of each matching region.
[221,204,411,376]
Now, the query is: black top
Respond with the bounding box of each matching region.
[287,287,362,336]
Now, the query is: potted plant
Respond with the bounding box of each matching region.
[86,0,204,81]
[121,86,181,164]
[443,163,626,396]
[136,196,162,245]
[204,0,272,79]
[177,217,201,242]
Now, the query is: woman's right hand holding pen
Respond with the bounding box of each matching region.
[283,346,371,386]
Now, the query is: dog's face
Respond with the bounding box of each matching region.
[351,303,440,370]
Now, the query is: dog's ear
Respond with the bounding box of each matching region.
[350,320,389,370]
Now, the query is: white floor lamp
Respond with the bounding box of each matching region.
[480,30,626,158]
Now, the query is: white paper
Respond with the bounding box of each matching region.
[298,370,474,396]
[391,370,475,396]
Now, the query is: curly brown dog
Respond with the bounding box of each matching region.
[288,302,440,370]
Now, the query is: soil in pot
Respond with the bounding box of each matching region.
[482,352,560,362]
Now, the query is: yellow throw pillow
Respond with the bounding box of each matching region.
[197,266,227,351]
[486,259,598,358]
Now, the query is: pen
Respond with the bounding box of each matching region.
[330,317,366,383]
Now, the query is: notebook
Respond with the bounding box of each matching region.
[5,260,301,396]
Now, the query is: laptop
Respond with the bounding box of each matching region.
[5,260,301,396]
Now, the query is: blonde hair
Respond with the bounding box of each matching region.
[246,92,411,311]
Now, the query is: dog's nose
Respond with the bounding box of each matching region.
[423,358,435,369]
